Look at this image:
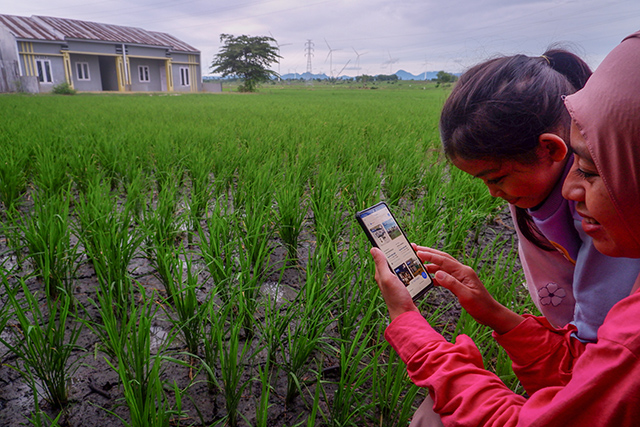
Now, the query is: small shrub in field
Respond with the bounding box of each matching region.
[51,82,76,95]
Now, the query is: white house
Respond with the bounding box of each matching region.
[0,14,201,93]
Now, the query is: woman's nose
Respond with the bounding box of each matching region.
[562,168,583,202]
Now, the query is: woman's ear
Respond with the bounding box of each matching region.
[539,133,569,162]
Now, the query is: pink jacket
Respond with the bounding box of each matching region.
[386,289,640,425]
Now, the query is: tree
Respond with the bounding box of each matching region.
[435,70,458,84]
[211,34,281,92]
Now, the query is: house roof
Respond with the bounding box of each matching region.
[0,14,199,53]
[0,14,61,41]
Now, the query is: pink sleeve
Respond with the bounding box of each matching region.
[385,302,640,426]
[385,312,528,425]
[492,315,586,394]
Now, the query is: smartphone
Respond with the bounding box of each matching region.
[356,201,433,300]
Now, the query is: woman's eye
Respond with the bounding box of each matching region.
[573,168,598,180]
[486,176,504,185]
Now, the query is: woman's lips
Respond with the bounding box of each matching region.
[579,212,602,234]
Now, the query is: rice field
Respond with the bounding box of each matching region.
[0,83,535,426]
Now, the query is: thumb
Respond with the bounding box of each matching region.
[370,247,394,279]
[434,270,462,294]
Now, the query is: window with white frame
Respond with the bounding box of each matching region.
[35,59,52,83]
[180,67,190,86]
[76,62,90,80]
[138,65,150,82]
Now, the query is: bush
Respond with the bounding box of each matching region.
[51,82,76,95]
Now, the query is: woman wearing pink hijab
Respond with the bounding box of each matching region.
[371,30,640,426]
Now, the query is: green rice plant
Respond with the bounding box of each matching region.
[19,358,64,427]
[0,142,29,213]
[210,139,240,198]
[122,166,149,220]
[237,203,274,283]
[233,161,275,279]
[439,168,504,255]
[184,146,214,224]
[309,161,347,265]
[1,275,83,411]
[371,344,422,427]
[234,240,268,339]
[197,200,237,304]
[403,160,447,247]
[17,190,77,299]
[143,174,184,252]
[26,390,64,427]
[216,309,254,427]
[143,178,185,306]
[101,286,188,427]
[307,369,323,427]
[159,244,208,357]
[326,297,379,427]
[66,139,99,195]
[344,159,382,211]
[202,297,228,393]
[75,178,144,320]
[257,280,297,369]
[32,143,69,198]
[151,138,185,195]
[0,284,8,337]
[281,253,337,405]
[333,230,383,343]
[93,133,122,191]
[274,164,307,262]
[233,153,274,212]
[382,154,423,208]
[255,362,273,427]
[84,273,128,361]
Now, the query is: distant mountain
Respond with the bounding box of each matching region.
[280,72,333,80]
[278,70,445,81]
[395,70,439,80]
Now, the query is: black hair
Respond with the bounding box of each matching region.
[440,49,592,250]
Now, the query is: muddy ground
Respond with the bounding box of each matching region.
[0,205,519,427]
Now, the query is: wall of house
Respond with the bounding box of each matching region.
[128,45,166,58]
[70,53,102,91]
[128,56,163,91]
[67,40,118,55]
[171,52,201,92]
[18,41,67,92]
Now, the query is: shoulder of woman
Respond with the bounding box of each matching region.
[596,290,640,353]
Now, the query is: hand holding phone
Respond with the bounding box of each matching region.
[356,202,433,300]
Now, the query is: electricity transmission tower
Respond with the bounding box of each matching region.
[305,39,314,75]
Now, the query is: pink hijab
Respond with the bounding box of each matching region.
[564,31,640,248]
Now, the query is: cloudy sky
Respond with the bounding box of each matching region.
[3,0,640,78]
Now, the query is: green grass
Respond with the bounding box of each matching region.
[0,85,530,426]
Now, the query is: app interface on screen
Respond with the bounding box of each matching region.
[360,204,432,296]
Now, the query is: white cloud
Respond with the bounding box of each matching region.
[3,0,640,77]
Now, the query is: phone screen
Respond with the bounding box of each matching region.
[356,202,433,300]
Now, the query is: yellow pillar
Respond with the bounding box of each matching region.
[116,56,125,91]
[189,55,197,92]
[165,59,174,92]
[21,42,36,77]
[62,51,74,89]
